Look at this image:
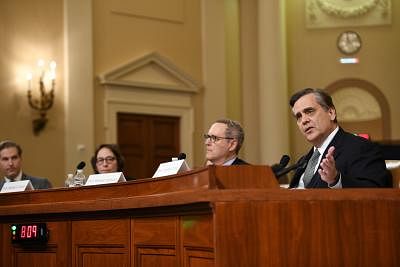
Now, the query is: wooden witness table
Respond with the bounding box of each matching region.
[0,166,399,267]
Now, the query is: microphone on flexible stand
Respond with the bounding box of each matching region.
[75,161,86,173]
[271,155,290,176]
[69,161,87,187]
[275,156,308,178]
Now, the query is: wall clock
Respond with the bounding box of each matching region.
[337,31,362,55]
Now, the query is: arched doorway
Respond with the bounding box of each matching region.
[325,78,391,141]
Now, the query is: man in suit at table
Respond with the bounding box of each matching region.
[288,88,391,188]
[0,140,52,190]
[204,119,249,166]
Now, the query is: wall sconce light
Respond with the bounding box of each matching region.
[27,59,56,135]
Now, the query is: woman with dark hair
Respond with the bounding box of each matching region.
[91,144,125,174]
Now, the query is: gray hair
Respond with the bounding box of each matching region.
[215,119,244,154]
[289,88,337,123]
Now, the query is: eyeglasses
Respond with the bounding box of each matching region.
[96,156,116,165]
[203,134,234,143]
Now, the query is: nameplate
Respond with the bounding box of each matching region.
[84,172,126,186]
[152,159,190,178]
[0,180,34,193]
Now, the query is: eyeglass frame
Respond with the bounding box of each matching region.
[203,134,235,143]
[96,156,116,165]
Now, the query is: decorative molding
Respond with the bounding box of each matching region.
[306,0,391,28]
[325,78,391,139]
[316,0,380,19]
[111,10,184,24]
[331,87,381,121]
[98,52,201,94]
[98,52,197,166]
[110,0,184,24]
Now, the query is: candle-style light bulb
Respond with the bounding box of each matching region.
[49,60,56,70]
[37,59,45,81]
[49,71,56,81]
[26,72,33,91]
[37,59,45,68]
[49,60,56,84]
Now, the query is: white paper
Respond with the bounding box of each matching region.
[386,160,400,169]
[84,172,126,186]
[152,159,190,178]
[0,180,34,193]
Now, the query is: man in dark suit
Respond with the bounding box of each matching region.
[289,88,391,188]
[204,119,249,166]
[0,140,52,190]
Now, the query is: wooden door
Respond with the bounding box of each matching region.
[117,113,180,179]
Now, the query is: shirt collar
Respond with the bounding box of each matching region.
[223,157,237,166]
[315,126,339,155]
[4,170,23,182]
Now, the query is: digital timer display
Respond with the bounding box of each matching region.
[10,223,48,244]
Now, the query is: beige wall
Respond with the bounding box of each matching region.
[286,0,400,160]
[92,0,204,166]
[1,0,399,187]
[0,0,65,185]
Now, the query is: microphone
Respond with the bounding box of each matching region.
[177,153,186,160]
[76,161,86,170]
[275,156,308,178]
[271,155,290,175]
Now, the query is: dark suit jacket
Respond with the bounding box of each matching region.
[289,128,392,188]
[0,173,52,190]
[231,157,249,165]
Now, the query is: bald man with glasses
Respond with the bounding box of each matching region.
[204,119,248,166]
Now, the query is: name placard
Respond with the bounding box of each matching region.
[84,172,126,186]
[0,180,34,193]
[152,159,190,178]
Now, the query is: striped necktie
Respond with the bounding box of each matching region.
[303,149,320,186]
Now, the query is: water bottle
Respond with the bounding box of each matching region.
[73,169,86,186]
[65,173,74,187]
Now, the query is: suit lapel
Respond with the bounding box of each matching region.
[307,128,345,188]
[289,149,313,188]
[21,173,29,181]
[290,128,345,188]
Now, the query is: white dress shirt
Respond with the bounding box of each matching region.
[297,127,342,189]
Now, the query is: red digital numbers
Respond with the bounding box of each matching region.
[20,225,38,239]
[20,225,25,238]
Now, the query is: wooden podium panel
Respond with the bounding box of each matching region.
[1,166,399,267]
[1,221,70,267]
[213,194,400,267]
[133,217,178,267]
[0,165,277,216]
[72,219,130,267]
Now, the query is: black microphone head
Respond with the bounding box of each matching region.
[76,161,86,170]
[177,153,186,160]
[272,155,290,173]
[275,155,306,178]
[280,155,290,168]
